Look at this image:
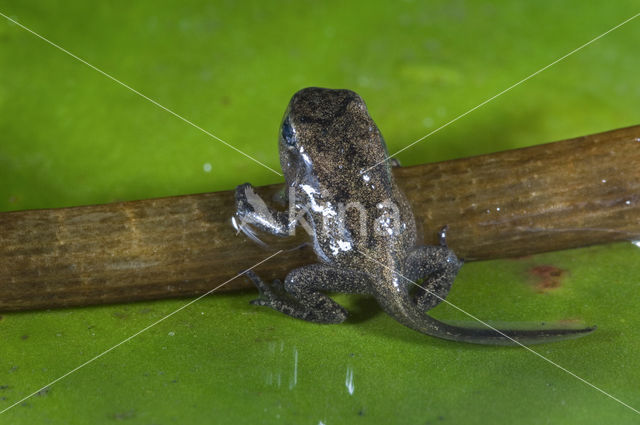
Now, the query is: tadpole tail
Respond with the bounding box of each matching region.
[404,313,596,345]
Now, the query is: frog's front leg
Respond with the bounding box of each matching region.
[245,264,372,324]
[234,183,292,238]
[403,245,463,312]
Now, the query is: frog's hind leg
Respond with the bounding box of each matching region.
[401,245,595,345]
[403,245,463,312]
[245,264,371,324]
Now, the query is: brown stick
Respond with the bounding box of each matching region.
[1,126,639,312]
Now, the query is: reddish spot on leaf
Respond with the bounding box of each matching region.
[529,265,566,292]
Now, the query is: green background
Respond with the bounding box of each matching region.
[1,1,639,424]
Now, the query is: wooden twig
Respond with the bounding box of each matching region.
[1,126,639,312]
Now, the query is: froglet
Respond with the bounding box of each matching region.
[233,87,594,345]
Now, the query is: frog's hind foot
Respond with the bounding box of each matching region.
[246,270,284,303]
[404,244,463,312]
[244,270,348,324]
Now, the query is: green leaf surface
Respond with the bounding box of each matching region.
[1,1,639,424]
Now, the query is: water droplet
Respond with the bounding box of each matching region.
[290,347,298,390]
[203,162,212,173]
[345,365,355,395]
[168,331,175,336]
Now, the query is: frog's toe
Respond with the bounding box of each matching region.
[244,271,289,310]
[233,219,269,248]
[235,182,254,197]
[249,285,286,308]
[249,298,272,307]
[318,306,348,324]
[234,183,262,218]
[244,270,267,293]
[243,269,262,286]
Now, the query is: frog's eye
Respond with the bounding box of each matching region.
[282,117,296,147]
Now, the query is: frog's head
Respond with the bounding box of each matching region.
[279,87,391,186]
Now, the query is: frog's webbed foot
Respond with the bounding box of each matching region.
[404,244,463,312]
[245,269,347,324]
[245,265,371,324]
[246,270,297,312]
